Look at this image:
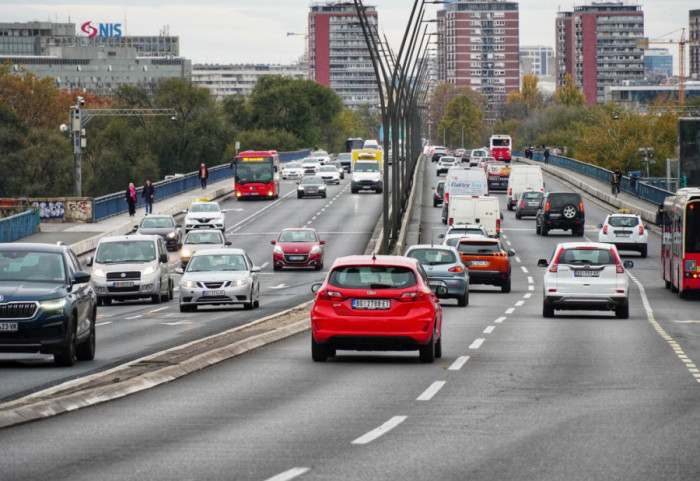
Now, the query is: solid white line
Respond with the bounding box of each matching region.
[125,315,142,320]
[505,307,515,314]
[521,266,529,274]
[264,467,311,481]
[483,326,495,334]
[449,356,470,370]
[494,316,506,324]
[416,381,446,401]
[469,338,485,349]
[528,276,534,284]
[515,300,524,307]
[351,416,408,445]
[95,322,112,327]
[149,307,169,313]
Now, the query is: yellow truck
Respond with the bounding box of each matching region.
[351,149,383,172]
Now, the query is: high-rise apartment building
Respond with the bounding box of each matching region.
[308,2,380,109]
[520,45,555,77]
[192,62,307,100]
[436,0,520,119]
[691,10,700,78]
[556,2,644,105]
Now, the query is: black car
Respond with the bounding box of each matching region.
[134,214,182,251]
[515,191,544,219]
[297,176,327,198]
[433,180,445,207]
[0,243,97,366]
[536,192,585,236]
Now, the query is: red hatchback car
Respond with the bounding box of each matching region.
[310,255,446,363]
[271,228,326,271]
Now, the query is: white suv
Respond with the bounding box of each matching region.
[538,242,633,319]
[597,213,648,258]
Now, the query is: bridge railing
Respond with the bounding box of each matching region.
[0,209,40,243]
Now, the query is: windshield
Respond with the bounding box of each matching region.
[319,166,336,172]
[302,158,318,164]
[187,254,248,272]
[0,251,65,283]
[95,241,156,263]
[338,153,352,160]
[140,217,174,228]
[301,177,323,185]
[286,163,301,169]
[440,157,457,163]
[184,232,224,245]
[313,152,328,157]
[449,228,485,236]
[190,203,221,213]
[406,248,457,265]
[279,230,317,242]
[236,163,274,184]
[354,162,379,173]
[328,265,417,289]
[472,150,486,157]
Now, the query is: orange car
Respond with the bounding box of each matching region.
[456,238,515,292]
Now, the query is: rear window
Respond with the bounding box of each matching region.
[608,216,639,227]
[548,193,581,209]
[558,248,615,265]
[406,248,457,265]
[449,228,485,237]
[329,265,417,289]
[457,241,500,255]
[522,192,543,200]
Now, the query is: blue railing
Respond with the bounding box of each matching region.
[0,209,40,243]
[519,151,672,206]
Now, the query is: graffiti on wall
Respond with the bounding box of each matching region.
[65,199,93,222]
[30,200,66,220]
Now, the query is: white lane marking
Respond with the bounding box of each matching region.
[161,321,193,326]
[96,322,112,327]
[261,262,270,269]
[502,234,508,240]
[469,338,485,349]
[515,256,522,263]
[521,266,529,274]
[674,320,700,324]
[416,381,446,401]
[505,307,515,314]
[528,276,534,284]
[506,241,512,246]
[125,315,142,320]
[515,300,525,307]
[484,326,495,334]
[149,307,169,313]
[529,285,534,291]
[269,284,287,289]
[495,316,506,324]
[627,271,700,384]
[264,467,311,481]
[351,416,408,445]
[226,192,294,234]
[523,293,532,299]
[449,356,470,370]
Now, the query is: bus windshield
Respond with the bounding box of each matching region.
[236,161,274,185]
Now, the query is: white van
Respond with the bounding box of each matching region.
[442,167,488,224]
[469,149,489,167]
[506,165,544,210]
[363,139,380,150]
[447,196,502,237]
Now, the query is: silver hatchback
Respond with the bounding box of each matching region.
[404,244,470,307]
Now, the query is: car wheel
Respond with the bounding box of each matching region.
[433,200,438,207]
[419,335,436,363]
[541,225,549,236]
[435,336,442,359]
[457,290,469,307]
[615,303,629,319]
[297,193,303,199]
[311,336,329,362]
[54,316,77,367]
[376,187,383,194]
[665,279,671,289]
[562,204,577,219]
[180,304,195,312]
[543,302,554,318]
[501,277,511,293]
[640,245,647,258]
[102,297,112,306]
[351,187,358,194]
[152,294,161,304]
[160,282,170,302]
[76,313,96,362]
[515,212,521,219]
[536,222,541,235]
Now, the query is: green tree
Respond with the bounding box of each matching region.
[437,95,483,148]
[554,74,585,107]
[505,74,544,120]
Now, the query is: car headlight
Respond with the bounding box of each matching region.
[310,245,321,254]
[298,186,304,191]
[91,267,106,278]
[181,280,197,288]
[167,232,176,238]
[232,278,248,286]
[40,298,67,310]
[319,185,326,190]
[274,245,284,254]
[181,249,193,258]
[143,265,157,276]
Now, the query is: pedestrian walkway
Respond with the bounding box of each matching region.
[19,178,235,256]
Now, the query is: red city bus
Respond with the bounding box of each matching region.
[233,151,280,200]
[661,188,700,297]
[489,135,512,162]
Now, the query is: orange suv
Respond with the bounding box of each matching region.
[456,238,515,292]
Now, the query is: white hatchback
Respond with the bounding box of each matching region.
[538,242,633,319]
[597,213,648,258]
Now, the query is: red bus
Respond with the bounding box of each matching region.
[661,188,700,297]
[489,135,512,162]
[233,151,280,200]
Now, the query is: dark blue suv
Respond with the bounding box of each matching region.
[0,243,97,366]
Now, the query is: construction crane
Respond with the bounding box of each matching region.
[638,28,688,104]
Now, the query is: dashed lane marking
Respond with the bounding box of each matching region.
[505,307,515,314]
[351,416,408,445]
[484,326,495,334]
[264,468,311,481]
[96,322,112,327]
[448,356,470,370]
[495,316,506,324]
[521,266,529,274]
[528,276,534,284]
[416,381,446,401]
[469,338,485,349]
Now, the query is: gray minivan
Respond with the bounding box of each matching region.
[87,234,173,305]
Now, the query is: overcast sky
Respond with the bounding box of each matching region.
[1,1,691,71]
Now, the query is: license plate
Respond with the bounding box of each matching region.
[574,270,600,277]
[289,256,305,261]
[429,280,444,286]
[0,322,18,332]
[246,193,259,196]
[112,281,134,287]
[549,213,561,218]
[352,299,390,310]
[528,202,539,206]
[615,232,631,237]
[203,290,225,296]
[469,261,488,266]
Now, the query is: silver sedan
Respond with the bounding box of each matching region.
[176,248,260,312]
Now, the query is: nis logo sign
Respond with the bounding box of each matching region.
[81,21,122,39]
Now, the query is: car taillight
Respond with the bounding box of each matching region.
[496,218,501,236]
[611,248,625,273]
[508,188,512,196]
[449,217,454,225]
[549,248,562,272]
[603,225,608,235]
[317,290,345,302]
[580,202,584,212]
[519,201,525,207]
[398,292,427,302]
[448,266,463,273]
[639,226,644,235]
[545,202,550,212]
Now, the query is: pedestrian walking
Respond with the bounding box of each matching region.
[199,163,209,189]
[125,182,137,217]
[543,148,550,165]
[142,179,155,215]
[611,167,622,197]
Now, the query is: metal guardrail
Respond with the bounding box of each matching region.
[0,209,40,243]
[519,151,673,206]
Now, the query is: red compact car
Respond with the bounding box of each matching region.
[271,228,325,271]
[310,255,446,363]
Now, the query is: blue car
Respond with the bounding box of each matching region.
[404,244,469,307]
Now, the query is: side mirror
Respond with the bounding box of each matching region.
[623,260,634,269]
[176,224,182,228]
[537,259,549,267]
[270,240,276,245]
[221,209,228,213]
[175,267,184,275]
[311,283,323,294]
[508,250,515,257]
[132,225,138,232]
[74,271,91,284]
[320,240,327,245]
[251,266,261,273]
[86,257,93,267]
[597,223,604,228]
[160,253,168,263]
[225,241,232,246]
[435,286,448,297]
[438,234,445,239]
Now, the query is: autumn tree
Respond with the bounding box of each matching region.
[437,95,483,148]
[427,83,486,142]
[504,74,544,120]
[554,74,585,107]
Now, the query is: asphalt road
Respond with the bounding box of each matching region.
[1,160,700,481]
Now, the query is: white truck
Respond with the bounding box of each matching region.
[351,160,382,194]
[442,167,488,224]
[506,165,544,210]
[446,195,502,238]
